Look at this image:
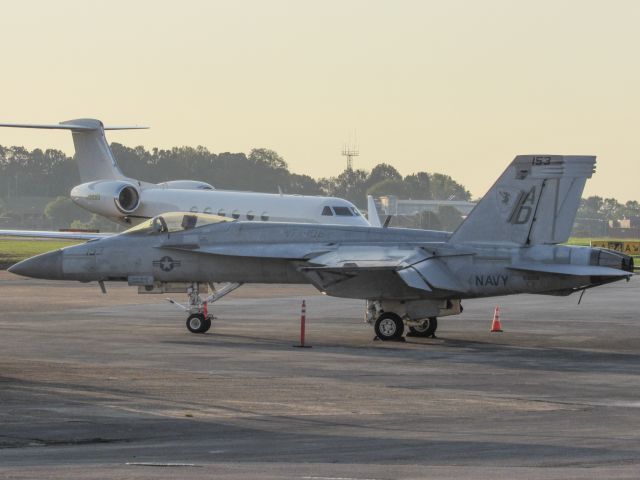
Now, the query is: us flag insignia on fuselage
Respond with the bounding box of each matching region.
[152,256,182,272]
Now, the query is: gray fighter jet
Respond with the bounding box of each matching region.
[8,155,634,340]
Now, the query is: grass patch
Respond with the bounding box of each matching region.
[566,237,640,265]
[567,237,640,246]
[0,237,81,267]
[566,237,592,246]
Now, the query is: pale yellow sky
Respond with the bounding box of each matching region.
[1,0,639,200]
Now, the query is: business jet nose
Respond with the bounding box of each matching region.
[8,250,63,279]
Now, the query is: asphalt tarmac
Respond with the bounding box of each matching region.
[1,270,640,479]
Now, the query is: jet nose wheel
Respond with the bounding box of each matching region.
[374,312,404,341]
[186,313,211,334]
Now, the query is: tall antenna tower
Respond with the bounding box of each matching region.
[342,144,359,171]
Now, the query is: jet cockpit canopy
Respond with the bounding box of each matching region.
[124,212,233,235]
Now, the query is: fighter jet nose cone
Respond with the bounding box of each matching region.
[8,250,63,279]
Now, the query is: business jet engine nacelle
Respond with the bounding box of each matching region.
[71,180,141,218]
[157,180,214,190]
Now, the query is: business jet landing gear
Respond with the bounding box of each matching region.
[407,317,438,338]
[168,282,243,334]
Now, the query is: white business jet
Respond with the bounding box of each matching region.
[0,118,370,227]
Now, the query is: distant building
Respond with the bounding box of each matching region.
[377,195,476,217]
[606,216,640,239]
[615,216,640,229]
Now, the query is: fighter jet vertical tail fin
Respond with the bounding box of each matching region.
[449,155,596,246]
[0,119,147,183]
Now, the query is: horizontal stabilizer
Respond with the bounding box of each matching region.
[0,121,147,131]
[509,263,631,277]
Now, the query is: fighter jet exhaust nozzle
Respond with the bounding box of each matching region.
[626,256,635,273]
[592,248,634,273]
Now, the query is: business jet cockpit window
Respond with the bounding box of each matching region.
[321,206,333,216]
[333,206,354,216]
[124,212,233,235]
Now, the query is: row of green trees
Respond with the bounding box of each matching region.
[112,144,472,206]
[0,144,471,210]
[578,196,640,223]
[0,145,78,198]
[42,197,119,231]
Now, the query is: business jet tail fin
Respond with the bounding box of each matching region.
[0,119,147,182]
[367,195,382,227]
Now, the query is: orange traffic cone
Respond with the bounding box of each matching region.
[490,306,503,333]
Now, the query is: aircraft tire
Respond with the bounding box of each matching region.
[186,313,208,334]
[202,318,212,333]
[374,312,404,341]
[408,317,438,337]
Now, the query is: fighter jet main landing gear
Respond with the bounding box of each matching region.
[407,317,438,338]
[374,312,405,341]
[372,313,439,341]
[366,299,457,342]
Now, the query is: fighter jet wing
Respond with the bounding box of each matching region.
[404,257,466,292]
[509,263,632,277]
[160,242,336,260]
[0,229,113,241]
[304,245,428,269]
[166,241,466,296]
[300,245,465,294]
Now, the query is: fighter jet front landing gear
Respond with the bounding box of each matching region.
[168,281,243,334]
[407,316,438,338]
[186,313,211,334]
[374,312,405,341]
